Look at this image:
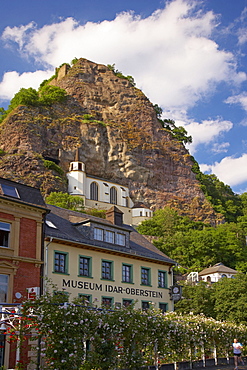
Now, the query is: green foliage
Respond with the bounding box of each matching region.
[46,191,84,212]
[83,208,106,218]
[0,149,5,156]
[137,207,247,273]
[153,104,163,118]
[43,160,64,176]
[191,156,243,222]
[212,273,247,324]
[1,84,67,122]
[71,57,78,65]
[0,107,7,123]
[172,126,192,144]
[175,281,215,318]
[0,87,39,123]
[11,286,247,369]
[81,114,106,126]
[107,63,136,86]
[38,85,66,105]
[176,274,247,325]
[162,118,192,144]
[152,105,192,145]
[8,88,39,111]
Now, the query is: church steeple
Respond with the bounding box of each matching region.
[75,148,80,162]
[67,149,86,196]
[69,149,85,172]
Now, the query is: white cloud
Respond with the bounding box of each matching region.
[211,142,230,154]
[225,92,247,112]
[200,154,247,187]
[0,70,53,101]
[2,22,36,50]
[181,118,233,154]
[1,0,246,109]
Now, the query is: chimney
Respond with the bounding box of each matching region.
[106,206,123,226]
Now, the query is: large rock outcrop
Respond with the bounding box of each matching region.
[0,58,218,222]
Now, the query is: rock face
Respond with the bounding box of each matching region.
[0,58,217,222]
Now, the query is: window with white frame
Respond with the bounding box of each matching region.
[116,233,125,246]
[94,228,103,241]
[105,230,114,243]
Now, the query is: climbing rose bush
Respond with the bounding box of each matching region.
[7,287,247,370]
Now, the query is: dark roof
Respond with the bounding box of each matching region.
[45,205,176,265]
[0,177,47,209]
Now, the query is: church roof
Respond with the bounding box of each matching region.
[132,202,151,209]
[199,263,238,276]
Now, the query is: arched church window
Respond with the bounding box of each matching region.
[90,182,98,201]
[110,187,117,205]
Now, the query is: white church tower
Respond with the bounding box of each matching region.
[67,149,86,197]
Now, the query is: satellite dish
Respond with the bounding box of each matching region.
[15,292,22,299]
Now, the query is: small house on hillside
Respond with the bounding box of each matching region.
[199,262,238,283]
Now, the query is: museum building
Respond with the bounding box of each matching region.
[44,204,176,311]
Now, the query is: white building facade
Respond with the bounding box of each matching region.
[67,151,153,225]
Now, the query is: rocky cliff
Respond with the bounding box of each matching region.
[0,58,218,222]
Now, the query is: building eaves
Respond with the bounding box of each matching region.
[0,177,47,209]
[45,205,176,265]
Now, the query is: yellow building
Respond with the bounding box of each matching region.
[44,205,176,311]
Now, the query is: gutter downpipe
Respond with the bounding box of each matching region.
[44,237,53,294]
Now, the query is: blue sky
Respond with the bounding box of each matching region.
[1,0,247,194]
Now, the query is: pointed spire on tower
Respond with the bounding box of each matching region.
[75,148,80,162]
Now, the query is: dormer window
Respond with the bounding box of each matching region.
[105,230,114,243]
[116,233,125,246]
[1,184,19,198]
[94,228,103,241]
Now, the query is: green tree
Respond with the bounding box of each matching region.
[191,157,243,222]
[175,281,215,318]
[107,63,135,86]
[0,107,7,123]
[138,207,247,273]
[38,85,66,105]
[46,192,84,212]
[212,274,247,324]
[153,104,163,119]
[8,87,39,111]
[71,57,78,65]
